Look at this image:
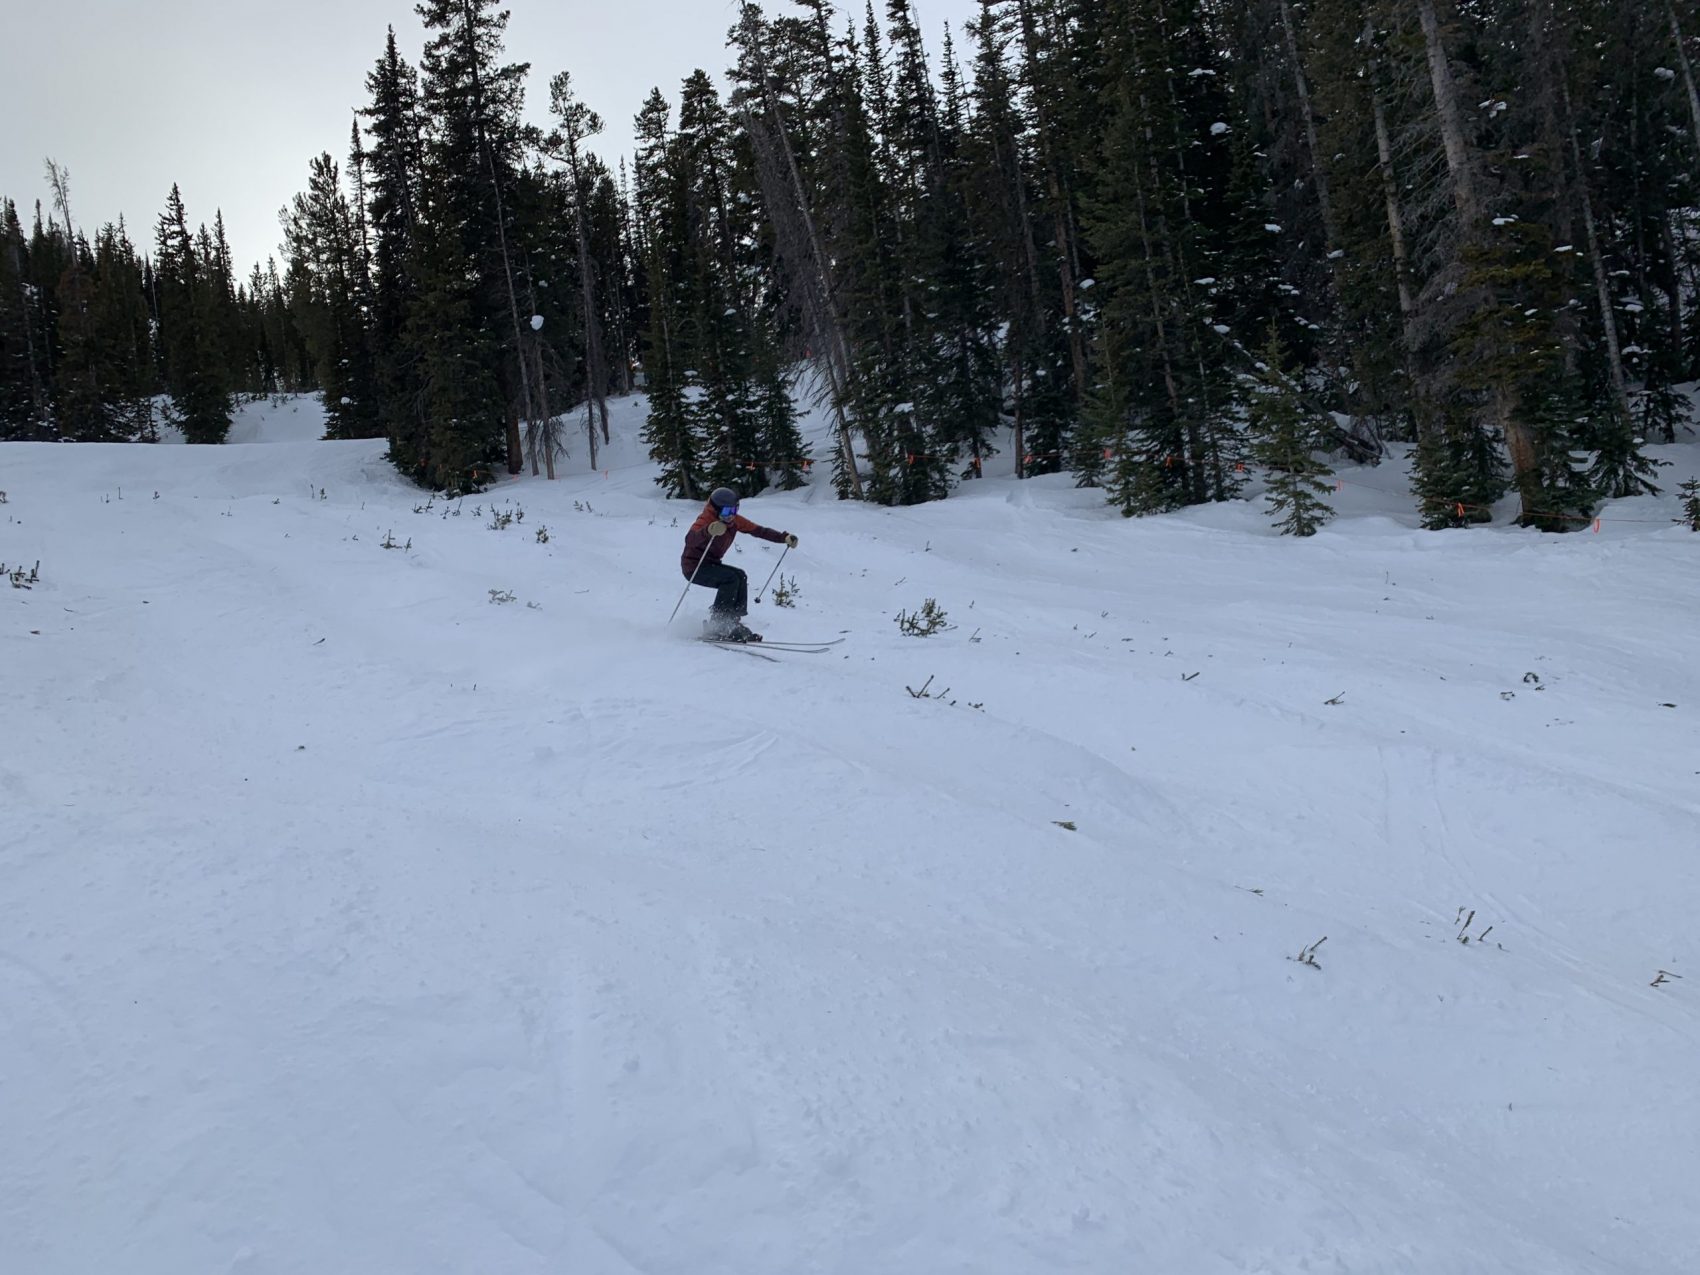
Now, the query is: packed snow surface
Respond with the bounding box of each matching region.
[4,396,1699,1274]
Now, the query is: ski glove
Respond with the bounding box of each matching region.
[784,533,799,548]
[706,521,728,538]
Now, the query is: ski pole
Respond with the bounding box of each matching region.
[663,523,724,629]
[754,543,790,603]
[668,551,711,626]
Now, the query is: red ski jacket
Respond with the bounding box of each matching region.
[681,503,786,577]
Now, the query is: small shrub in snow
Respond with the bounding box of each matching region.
[769,573,799,608]
[1650,969,1682,989]
[1289,936,1327,969]
[1679,479,1700,531]
[5,560,41,588]
[904,673,983,710]
[1455,907,1497,947]
[380,530,410,551]
[535,525,551,544]
[0,490,8,503]
[489,588,517,604]
[488,509,514,531]
[896,598,953,636]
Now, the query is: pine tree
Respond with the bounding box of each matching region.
[361,26,427,457]
[0,199,51,439]
[153,185,231,443]
[1678,477,1700,531]
[1248,327,1334,536]
[1082,0,1246,515]
[1412,407,1508,529]
[407,0,533,489]
[633,87,704,498]
[86,222,156,440]
[284,154,379,439]
[546,71,614,467]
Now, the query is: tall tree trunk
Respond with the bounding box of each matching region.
[1662,212,1686,373]
[1366,18,1416,329]
[1017,0,1088,403]
[1011,346,1026,480]
[1418,0,1540,513]
[567,146,611,446]
[461,2,543,480]
[1560,77,1632,423]
[1668,0,1700,162]
[1279,0,1337,247]
[1416,0,1481,226]
[739,74,863,496]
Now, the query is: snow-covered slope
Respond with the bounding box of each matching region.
[4,396,1698,1274]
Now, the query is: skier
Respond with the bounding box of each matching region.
[681,486,797,642]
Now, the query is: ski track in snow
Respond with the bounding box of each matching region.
[3,395,1699,1274]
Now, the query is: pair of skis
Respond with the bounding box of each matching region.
[702,636,844,663]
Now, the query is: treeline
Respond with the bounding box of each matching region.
[697,0,1696,529]
[6,1,1698,533]
[281,0,1700,527]
[0,174,310,444]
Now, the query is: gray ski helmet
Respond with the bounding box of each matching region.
[710,487,740,511]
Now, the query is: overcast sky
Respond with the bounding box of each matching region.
[0,0,983,275]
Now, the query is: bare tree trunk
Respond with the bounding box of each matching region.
[533,335,556,478]
[738,60,863,495]
[1669,0,1700,162]
[1279,0,1337,247]
[1662,212,1686,372]
[1017,0,1088,403]
[570,178,611,445]
[1417,0,1481,226]
[1559,76,1631,422]
[1366,24,1416,323]
[1011,347,1026,480]
[1364,12,1424,440]
[1418,0,1540,514]
[461,1,543,481]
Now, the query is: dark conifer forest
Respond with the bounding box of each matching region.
[5,1,1697,531]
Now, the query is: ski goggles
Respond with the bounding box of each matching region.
[719,505,739,519]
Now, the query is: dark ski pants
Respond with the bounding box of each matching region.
[689,561,748,616]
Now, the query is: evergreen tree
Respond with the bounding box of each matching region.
[634,88,704,497]
[1081,0,1246,516]
[284,154,380,439]
[0,199,50,439]
[153,185,231,443]
[86,222,157,440]
[361,26,427,456]
[546,71,614,466]
[1248,327,1334,536]
[406,0,532,490]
